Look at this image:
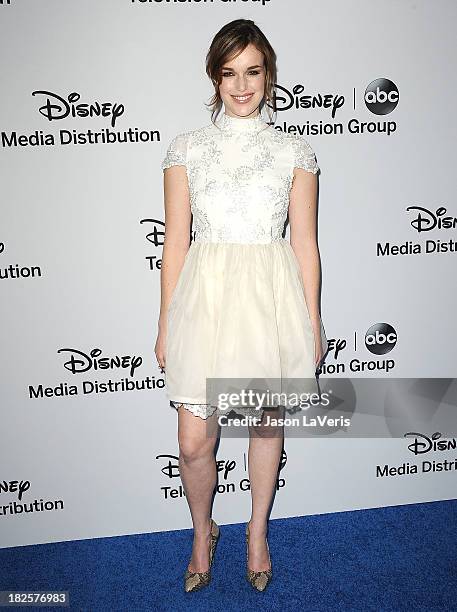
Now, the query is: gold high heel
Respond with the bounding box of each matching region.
[184,518,220,592]
[246,521,272,591]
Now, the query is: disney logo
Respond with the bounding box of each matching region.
[57,347,142,377]
[272,84,344,119]
[140,218,165,247]
[31,90,124,128]
[216,459,236,480]
[156,454,237,480]
[406,206,457,233]
[404,431,456,455]
[0,479,30,501]
[156,454,180,478]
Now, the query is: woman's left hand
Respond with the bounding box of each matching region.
[312,324,325,368]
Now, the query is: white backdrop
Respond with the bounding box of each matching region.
[1,0,456,548]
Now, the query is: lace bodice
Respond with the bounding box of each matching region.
[161,112,319,244]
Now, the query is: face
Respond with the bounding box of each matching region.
[218,43,266,119]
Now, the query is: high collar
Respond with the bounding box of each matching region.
[217,111,265,133]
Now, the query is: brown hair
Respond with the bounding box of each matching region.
[205,19,277,126]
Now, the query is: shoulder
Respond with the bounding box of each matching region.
[282,131,319,174]
[161,123,217,170]
[161,129,194,170]
[278,129,315,150]
[262,127,319,174]
[263,125,317,152]
[163,129,193,150]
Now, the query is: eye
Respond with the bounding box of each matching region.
[221,70,262,78]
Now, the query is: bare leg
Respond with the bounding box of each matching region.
[177,404,220,572]
[247,406,284,571]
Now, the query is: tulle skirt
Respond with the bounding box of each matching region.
[165,238,328,419]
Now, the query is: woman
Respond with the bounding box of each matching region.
[155,19,327,592]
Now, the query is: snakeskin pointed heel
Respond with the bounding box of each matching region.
[184,518,220,592]
[246,521,272,592]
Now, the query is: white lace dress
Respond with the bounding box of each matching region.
[161,111,328,419]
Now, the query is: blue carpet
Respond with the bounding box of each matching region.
[1,499,456,612]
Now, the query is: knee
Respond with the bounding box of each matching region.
[178,437,213,464]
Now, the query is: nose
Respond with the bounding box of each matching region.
[235,75,248,92]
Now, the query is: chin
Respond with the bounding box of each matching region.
[225,98,262,114]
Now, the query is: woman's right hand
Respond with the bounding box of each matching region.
[155,322,167,373]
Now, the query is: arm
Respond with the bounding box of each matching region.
[158,164,191,332]
[155,133,191,370]
[288,167,322,330]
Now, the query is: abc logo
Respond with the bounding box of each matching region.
[365,323,397,355]
[364,78,399,115]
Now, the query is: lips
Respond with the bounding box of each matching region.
[232,93,254,103]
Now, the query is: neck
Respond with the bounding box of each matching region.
[218,110,264,133]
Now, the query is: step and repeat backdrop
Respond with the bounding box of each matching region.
[1,1,456,548]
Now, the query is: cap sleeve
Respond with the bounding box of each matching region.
[161,132,188,170]
[291,136,319,174]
